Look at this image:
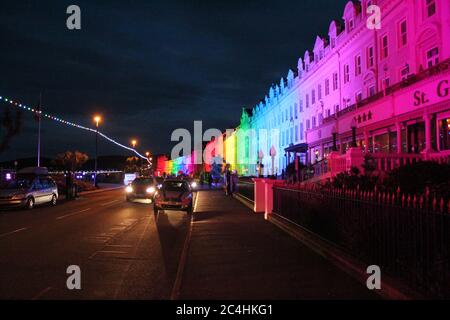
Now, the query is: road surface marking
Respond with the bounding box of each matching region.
[101,200,120,206]
[89,250,128,259]
[170,194,196,300]
[56,208,91,220]
[32,286,52,300]
[106,244,133,248]
[0,227,28,239]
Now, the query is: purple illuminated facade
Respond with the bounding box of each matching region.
[245,0,450,177]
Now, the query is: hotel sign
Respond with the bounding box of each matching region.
[414,79,449,107]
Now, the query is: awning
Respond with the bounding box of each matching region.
[284,143,308,153]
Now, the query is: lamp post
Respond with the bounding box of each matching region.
[131,139,138,172]
[351,118,357,148]
[93,115,101,187]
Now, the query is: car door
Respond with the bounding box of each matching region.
[31,178,45,204]
[39,178,53,203]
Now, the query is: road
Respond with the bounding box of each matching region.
[0,189,191,299]
[0,188,377,300]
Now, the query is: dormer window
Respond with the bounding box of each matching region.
[331,37,336,48]
[426,0,436,18]
[348,19,354,32]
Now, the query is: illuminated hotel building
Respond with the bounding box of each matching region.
[243,0,450,177]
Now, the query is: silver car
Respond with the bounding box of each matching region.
[0,175,58,210]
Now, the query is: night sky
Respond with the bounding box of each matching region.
[0,0,348,162]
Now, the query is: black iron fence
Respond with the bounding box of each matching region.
[273,186,450,298]
[236,178,255,202]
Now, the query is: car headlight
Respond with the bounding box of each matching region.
[146,186,156,194]
[11,194,25,200]
[125,186,133,193]
[191,182,197,188]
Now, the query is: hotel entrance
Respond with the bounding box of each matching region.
[406,122,425,154]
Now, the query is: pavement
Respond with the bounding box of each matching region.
[0,188,377,300]
[179,190,378,300]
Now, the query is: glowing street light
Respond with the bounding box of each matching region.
[94,115,101,128]
[131,139,137,149]
[93,115,102,187]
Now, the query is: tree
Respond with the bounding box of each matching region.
[55,151,89,171]
[0,107,22,153]
[125,156,140,173]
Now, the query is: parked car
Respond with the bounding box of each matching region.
[154,179,193,214]
[125,176,157,202]
[0,167,58,210]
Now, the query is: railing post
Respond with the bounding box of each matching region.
[346,147,364,172]
[252,178,266,213]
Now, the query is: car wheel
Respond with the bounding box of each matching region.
[26,197,35,210]
[51,194,57,206]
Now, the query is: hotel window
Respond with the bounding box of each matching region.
[401,66,409,80]
[295,125,299,142]
[368,85,376,97]
[300,123,304,140]
[312,89,316,105]
[383,77,390,89]
[290,128,294,143]
[290,106,293,119]
[325,79,330,95]
[299,100,303,112]
[318,84,322,100]
[333,73,339,90]
[312,116,316,128]
[426,0,436,18]
[306,119,311,130]
[381,35,389,59]
[355,55,362,76]
[344,64,350,84]
[439,119,450,150]
[426,47,439,68]
[356,92,363,103]
[399,20,407,47]
[294,103,298,119]
[306,94,310,108]
[327,109,331,117]
[367,46,374,68]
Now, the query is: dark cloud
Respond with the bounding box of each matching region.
[0,0,348,161]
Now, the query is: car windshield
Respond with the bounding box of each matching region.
[3,179,31,189]
[162,181,189,192]
[132,178,154,185]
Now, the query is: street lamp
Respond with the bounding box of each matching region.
[131,139,137,149]
[93,115,102,187]
[350,118,357,148]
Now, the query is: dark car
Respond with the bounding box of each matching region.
[125,177,157,202]
[154,179,193,214]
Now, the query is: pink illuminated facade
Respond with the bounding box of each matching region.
[246,0,450,176]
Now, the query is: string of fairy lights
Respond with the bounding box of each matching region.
[0,93,149,161]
